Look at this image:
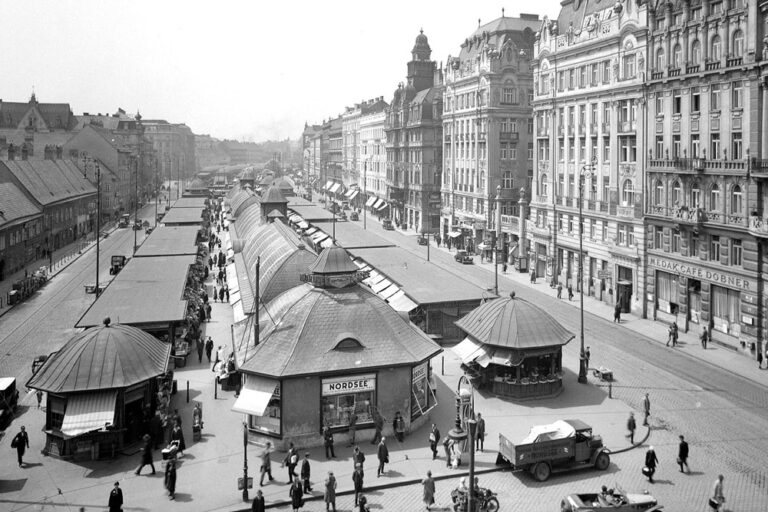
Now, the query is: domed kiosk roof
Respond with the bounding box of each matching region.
[260,185,288,204]
[456,293,574,349]
[27,319,171,393]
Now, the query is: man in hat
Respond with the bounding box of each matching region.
[135,434,156,475]
[300,452,312,494]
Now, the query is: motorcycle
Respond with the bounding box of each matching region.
[451,487,499,512]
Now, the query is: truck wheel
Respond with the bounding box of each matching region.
[532,462,551,481]
[595,452,610,471]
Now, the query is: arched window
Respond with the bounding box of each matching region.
[731,185,743,214]
[622,179,635,205]
[540,173,549,196]
[654,180,664,205]
[691,40,701,65]
[672,180,682,205]
[732,30,745,58]
[711,35,722,62]
[673,44,682,68]
[710,183,721,211]
[656,47,666,69]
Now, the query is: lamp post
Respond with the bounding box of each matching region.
[363,158,368,230]
[154,156,159,227]
[133,156,139,255]
[578,156,597,384]
[242,421,249,501]
[467,418,477,512]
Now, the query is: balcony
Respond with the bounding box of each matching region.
[705,61,721,71]
[668,67,681,77]
[751,158,768,179]
[616,204,641,219]
[500,131,519,142]
[726,57,743,67]
[618,121,636,133]
[535,194,548,204]
[749,215,768,238]
[500,214,519,232]
[651,71,664,80]
[537,127,550,137]
[686,64,700,74]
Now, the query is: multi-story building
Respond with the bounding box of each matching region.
[0,94,78,159]
[386,30,444,233]
[142,119,196,185]
[323,116,344,186]
[530,2,648,316]
[441,14,539,251]
[645,0,760,352]
[360,107,388,207]
[0,182,43,278]
[342,104,361,188]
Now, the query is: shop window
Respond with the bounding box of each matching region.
[711,285,740,335]
[248,383,281,435]
[656,270,680,314]
[49,394,66,430]
[411,363,436,420]
[321,374,375,429]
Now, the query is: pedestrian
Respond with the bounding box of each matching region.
[502,261,508,272]
[644,446,658,483]
[205,302,212,322]
[585,346,591,369]
[393,411,405,442]
[164,458,177,500]
[626,412,636,444]
[36,390,43,409]
[205,336,213,363]
[348,409,358,446]
[530,269,536,284]
[352,463,364,506]
[196,337,204,364]
[219,286,225,302]
[225,286,230,302]
[259,441,274,486]
[422,470,436,510]
[710,474,725,511]
[759,349,764,369]
[301,452,312,494]
[323,424,335,459]
[567,283,574,301]
[700,326,709,349]
[357,494,370,512]
[557,282,563,299]
[353,446,366,475]
[289,478,304,512]
[371,412,383,445]
[251,489,266,512]
[11,426,29,467]
[192,402,203,429]
[442,437,453,467]
[208,256,213,270]
[284,442,299,483]
[642,392,651,426]
[428,423,440,460]
[476,413,486,452]
[672,322,679,347]
[108,481,123,512]
[678,435,689,473]
[614,302,621,323]
[170,423,185,457]
[198,306,206,324]
[212,285,218,302]
[666,323,675,347]
[324,471,337,512]
[135,434,156,475]
[377,437,389,477]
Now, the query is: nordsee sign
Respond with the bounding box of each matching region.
[648,256,753,291]
[322,374,376,396]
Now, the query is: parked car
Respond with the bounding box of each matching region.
[0,377,20,428]
[560,486,663,511]
[382,219,394,230]
[454,250,473,264]
[110,255,128,275]
[417,235,429,246]
[349,211,359,221]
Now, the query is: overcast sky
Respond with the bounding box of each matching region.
[1,0,561,142]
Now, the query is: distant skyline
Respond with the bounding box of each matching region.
[1,0,561,142]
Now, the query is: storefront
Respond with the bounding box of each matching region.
[321,374,376,428]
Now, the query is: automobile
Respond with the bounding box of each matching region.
[560,486,663,511]
[109,255,128,275]
[341,201,350,210]
[349,211,359,221]
[132,221,142,230]
[0,377,20,428]
[382,219,394,230]
[454,250,473,264]
[118,213,131,228]
[145,226,154,235]
[417,235,429,246]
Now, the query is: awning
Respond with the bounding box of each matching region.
[448,231,463,238]
[372,198,384,209]
[323,180,333,190]
[232,300,247,323]
[304,226,318,236]
[60,391,117,438]
[371,278,393,294]
[329,183,342,194]
[320,238,335,249]
[387,291,419,313]
[345,189,355,198]
[226,262,240,294]
[232,377,279,416]
[366,196,377,207]
[310,231,329,243]
[376,201,389,211]
[378,283,400,301]
[297,220,310,230]
[489,348,524,367]
[452,337,487,364]
[510,244,519,257]
[348,190,360,200]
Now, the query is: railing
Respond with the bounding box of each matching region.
[686,65,700,74]
[751,159,768,177]
[651,71,664,80]
[726,57,743,67]
[668,68,681,77]
[500,215,519,231]
[705,61,721,71]
[616,205,641,218]
[749,215,768,237]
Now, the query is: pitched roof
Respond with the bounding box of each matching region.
[261,185,288,204]
[0,182,42,228]
[27,321,171,393]
[456,294,574,349]
[1,159,97,206]
[239,284,442,378]
[0,98,76,130]
[309,246,359,274]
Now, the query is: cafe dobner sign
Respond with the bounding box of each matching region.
[648,256,755,291]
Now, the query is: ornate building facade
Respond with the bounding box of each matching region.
[360,106,388,208]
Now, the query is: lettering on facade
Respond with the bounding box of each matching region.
[322,374,376,396]
[412,362,428,381]
[648,256,752,291]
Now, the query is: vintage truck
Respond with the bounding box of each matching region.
[497,419,611,482]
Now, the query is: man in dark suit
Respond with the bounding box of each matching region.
[12,426,30,467]
[108,482,123,512]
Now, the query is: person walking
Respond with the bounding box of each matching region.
[205,336,213,363]
[251,489,266,512]
[135,434,156,475]
[284,442,299,483]
[371,412,383,445]
[225,286,230,302]
[196,337,204,364]
[289,478,304,512]
[644,446,658,483]
[376,437,389,477]
[353,446,365,475]
[108,482,123,512]
[36,390,43,409]
[642,392,651,426]
[530,269,536,284]
[300,452,312,494]
[324,471,337,512]
[323,424,335,459]
[710,474,725,511]
[672,322,679,347]
[701,326,709,349]
[150,411,163,449]
[164,458,177,500]
[422,470,436,511]
[678,435,689,473]
[393,411,405,442]
[758,349,764,369]
[557,282,563,299]
[666,323,675,347]
[567,283,574,301]
[170,423,185,457]
[348,410,358,446]
[585,346,591,369]
[442,437,453,467]
[259,441,275,486]
[219,286,225,302]
[614,303,622,323]
[476,413,486,452]
[626,412,637,444]
[12,426,29,467]
[352,463,364,507]
[205,302,212,322]
[428,424,440,460]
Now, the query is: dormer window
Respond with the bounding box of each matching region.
[333,337,364,351]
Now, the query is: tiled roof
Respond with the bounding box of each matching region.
[2,159,96,206]
[0,182,42,228]
[455,294,574,349]
[27,322,171,393]
[308,246,359,274]
[239,284,442,378]
[0,100,75,130]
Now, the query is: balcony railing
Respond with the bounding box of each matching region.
[616,204,641,218]
[751,158,768,178]
[726,57,743,67]
[648,157,746,173]
[686,65,700,74]
[668,67,681,77]
[535,194,548,204]
[651,71,664,80]
[749,215,768,238]
[500,131,519,142]
[705,61,721,71]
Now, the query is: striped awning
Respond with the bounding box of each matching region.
[372,198,384,209]
[329,183,342,194]
[365,196,377,207]
[323,180,333,190]
[376,201,389,211]
[348,190,359,200]
[60,391,117,438]
[297,220,309,229]
[345,188,355,197]
[378,283,400,300]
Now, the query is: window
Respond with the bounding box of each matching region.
[690,231,699,257]
[711,35,722,62]
[711,133,721,159]
[590,219,596,239]
[732,30,745,58]
[603,103,611,125]
[711,285,740,331]
[621,179,635,205]
[672,231,681,253]
[579,138,587,161]
[590,103,598,127]
[558,174,565,195]
[502,171,514,189]
[672,180,682,205]
[540,174,548,196]
[732,81,743,109]
[568,139,575,161]
[691,8,701,20]
[656,48,666,70]
[731,185,743,214]
[673,135,682,158]
[619,136,637,162]
[603,137,611,161]
[558,71,565,91]
[602,221,608,241]
[558,139,565,161]
[673,44,682,68]
[691,87,700,112]
[654,226,664,249]
[673,89,682,114]
[711,84,721,110]
[591,63,598,85]
[732,132,743,159]
[730,239,742,266]
[579,105,586,126]
[691,40,701,65]
[692,182,702,208]
[569,69,576,89]
[656,95,664,115]
[602,60,610,83]
[691,135,700,157]
[603,177,610,202]
[710,183,721,211]
[591,137,598,161]
[711,1,723,14]
[656,136,664,158]
[528,143,534,160]
[710,235,721,261]
[501,88,517,104]
[654,180,664,205]
[623,53,636,78]
[580,66,587,87]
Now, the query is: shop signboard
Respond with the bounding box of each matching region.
[322,374,376,396]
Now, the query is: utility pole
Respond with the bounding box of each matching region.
[578,156,597,384]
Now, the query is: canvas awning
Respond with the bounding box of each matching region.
[448,231,463,238]
[232,300,247,323]
[297,220,310,230]
[348,190,359,200]
[376,201,389,211]
[323,180,333,190]
[371,278,393,294]
[60,391,117,438]
[320,238,335,249]
[304,226,318,236]
[329,183,342,194]
[365,196,377,207]
[452,337,488,364]
[372,198,384,209]
[310,231,329,243]
[387,290,419,313]
[345,188,355,198]
[378,283,400,301]
[232,377,279,416]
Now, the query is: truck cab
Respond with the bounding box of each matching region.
[0,377,19,428]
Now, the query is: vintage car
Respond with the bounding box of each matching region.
[0,377,20,428]
[560,486,663,511]
[417,235,429,246]
[382,219,394,230]
[454,250,473,264]
[349,211,359,221]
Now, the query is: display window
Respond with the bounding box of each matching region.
[411,362,435,420]
[248,384,281,436]
[321,374,375,429]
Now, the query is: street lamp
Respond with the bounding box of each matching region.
[578,156,597,384]
[132,156,139,255]
[154,156,159,227]
[241,421,249,502]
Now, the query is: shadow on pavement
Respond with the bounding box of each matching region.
[510,463,622,488]
[0,478,27,493]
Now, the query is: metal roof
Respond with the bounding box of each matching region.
[170,196,207,209]
[0,182,42,229]
[161,207,203,225]
[289,205,336,221]
[1,159,96,206]
[308,246,359,274]
[134,225,200,257]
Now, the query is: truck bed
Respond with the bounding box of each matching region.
[499,433,573,467]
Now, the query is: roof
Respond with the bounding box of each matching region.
[309,246,359,274]
[557,0,605,38]
[76,254,196,328]
[287,196,314,207]
[289,205,336,221]
[229,190,256,216]
[161,206,204,225]
[187,178,208,190]
[455,294,574,349]
[458,14,539,61]
[266,209,284,219]
[0,98,76,130]
[234,195,261,218]
[27,321,171,393]
[260,185,288,204]
[239,284,442,378]
[231,200,266,241]
[0,182,43,228]
[319,220,396,250]
[171,196,207,209]
[348,247,487,305]
[1,159,97,206]
[134,225,200,257]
